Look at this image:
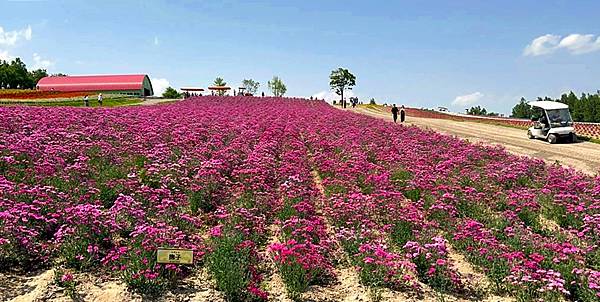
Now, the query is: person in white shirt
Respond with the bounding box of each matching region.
[97,93,103,106]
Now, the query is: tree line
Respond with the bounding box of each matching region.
[163,76,287,98]
[0,57,56,89]
[512,91,600,123]
[466,105,500,117]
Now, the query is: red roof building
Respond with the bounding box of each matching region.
[36,74,154,96]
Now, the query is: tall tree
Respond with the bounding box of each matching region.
[213,77,227,96]
[241,79,260,95]
[511,97,533,118]
[329,67,356,108]
[467,105,491,116]
[29,69,48,88]
[162,87,182,99]
[8,58,29,89]
[267,76,287,97]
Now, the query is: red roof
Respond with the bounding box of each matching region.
[37,74,149,92]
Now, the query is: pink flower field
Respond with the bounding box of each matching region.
[1,96,600,301]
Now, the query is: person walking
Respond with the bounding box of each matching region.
[97,93,103,106]
[400,105,406,123]
[391,104,399,123]
[83,95,89,107]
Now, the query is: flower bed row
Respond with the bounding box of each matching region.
[268,125,335,299]
[0,89,88,99]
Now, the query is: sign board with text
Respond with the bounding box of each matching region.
[156,248,193,264]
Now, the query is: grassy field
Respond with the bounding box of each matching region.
[0,96,143,107]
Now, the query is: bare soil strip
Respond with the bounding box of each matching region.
[264,224,294,302]
[304,170,373,302]
[352,107,600,175]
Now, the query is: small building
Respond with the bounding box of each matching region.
[36,74,154,96]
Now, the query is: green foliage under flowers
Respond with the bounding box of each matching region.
[358,259,390,289]
[412,253,455,293]
[389,220,415,247]
[357,174,374,194]
[323,183,348,197]
[403,188,421,203]
[538,194,583,229]
[452,237,510,293]
[277,197,303,221]
[54,269,79,300]
[188,187,217,214]
[206,233,258,302]
[277,258,312,300]
[60,233,109,270]
[117,250,179,296]
[390,169,412,188]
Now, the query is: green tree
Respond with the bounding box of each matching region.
[241,79,260,95]
[267,76,287,97]
[213,77,227,96]
[29,69,48,88]
[162,87,182,99]
[0,58,56,89]
[329,67,356,108]
[7,58,29,89]
[581,93,596,122]
[369,98,376,105]
[467,105,487,116]
[0,60,9,89]
[511,97,533,118]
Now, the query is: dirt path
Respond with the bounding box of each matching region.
[353,107,600,175]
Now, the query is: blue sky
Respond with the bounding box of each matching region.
[1,0,599,113]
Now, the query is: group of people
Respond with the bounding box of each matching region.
[183,91,201,99]
[391,104,406,123]
[83,93,103,107]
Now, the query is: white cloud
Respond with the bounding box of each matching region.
[153,36,159,46]
[0,49,14,61]
[558,34,600,54]
[151,78,170,96]
[32,53,54,69]
[312,90,358,103]
[452,92,484,107]
[523,34,560,56]
[0,25,32,46]
[524,33,600,56]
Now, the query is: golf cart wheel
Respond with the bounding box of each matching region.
[570,133,578,143]
[547,134,558,144]
[527,130,534,139]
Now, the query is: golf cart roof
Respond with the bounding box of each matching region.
[528,101,569,110]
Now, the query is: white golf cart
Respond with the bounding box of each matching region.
[527,101,577,144]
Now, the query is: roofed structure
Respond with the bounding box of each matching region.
[37,74,154,96]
